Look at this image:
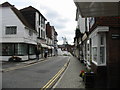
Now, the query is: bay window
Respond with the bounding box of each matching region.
[99,33,106,65]
[91,32,106,66]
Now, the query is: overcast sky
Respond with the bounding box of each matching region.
[0,0,77,45]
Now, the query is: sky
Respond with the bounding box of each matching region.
[0,0,77,45]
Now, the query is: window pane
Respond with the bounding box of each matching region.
[100,47,105,64]
[6,26,17,34]
[15,44,27,55]
[29,45,35,54]
[2,44,14,55]
[100,35,104,45]
[93,47,97,62]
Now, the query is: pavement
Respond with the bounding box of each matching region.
[54,56,86,88]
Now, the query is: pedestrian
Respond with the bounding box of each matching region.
[44,49,48,58]
[35,46,40,61]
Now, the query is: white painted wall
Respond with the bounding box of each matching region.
[35,12,39,33]
[77,15,85,33]
[1,7,37,44]
[0,7,37,61]
[35,12,46,41]
[1,7,25,42]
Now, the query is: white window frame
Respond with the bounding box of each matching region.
[98,33,106,66]
[91,33,98,65]
[90,26,108,66]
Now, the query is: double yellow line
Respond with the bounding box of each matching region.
[41,60,70,90]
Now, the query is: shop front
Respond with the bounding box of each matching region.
[0,43,36,61]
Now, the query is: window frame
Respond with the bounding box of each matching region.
[98,33,106,66]
[91,32,106,66]
[5,26,17,35]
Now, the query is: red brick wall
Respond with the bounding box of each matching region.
[96,17,120,26]
[89,16,120,33]
[106,27,120,88]
[46,23,52,39]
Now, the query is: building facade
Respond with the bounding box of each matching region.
[89,17,120,88]
[0,2,58,61]
[74,1,120,88]
[46,22,58,56]
[20,6,47,58]
[0,2,37,61]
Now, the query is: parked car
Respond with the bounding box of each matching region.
[8,56,22,62]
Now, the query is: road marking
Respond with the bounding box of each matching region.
[41,67,65,90]
[52,59,70,89]
[2,59,48,72]
[41,57,70,90]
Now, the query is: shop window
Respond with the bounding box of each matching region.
[2,44,14,55]
[29,45,35,55]
[15,44,27,55]
[6,26,17,35]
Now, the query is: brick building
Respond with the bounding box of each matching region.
[89,16,120,88]
[74,1,120,88]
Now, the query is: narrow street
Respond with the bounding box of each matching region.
[2,56,70,88]
[1,0,120,89]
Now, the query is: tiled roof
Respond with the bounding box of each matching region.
[0,2,36,31]
[20,6,47,21]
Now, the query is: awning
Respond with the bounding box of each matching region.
[51,46,54,49]
[74,0,120,17]
[40,43,48,48]
[48,46,52,49]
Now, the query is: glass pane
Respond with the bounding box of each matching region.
[100,35,104,45]
[29,45,35,54]
[15,44,27,55]
[100,47,105,64]
[2,44,14,55]
[6,26,17,34]
[93,47,97,62]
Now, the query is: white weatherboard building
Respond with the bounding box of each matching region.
[0,2,58,61]
[0,2,37,61]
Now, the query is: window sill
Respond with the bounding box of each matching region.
[92,60,106,66]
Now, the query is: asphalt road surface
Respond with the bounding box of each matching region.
[2,56,70,88]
